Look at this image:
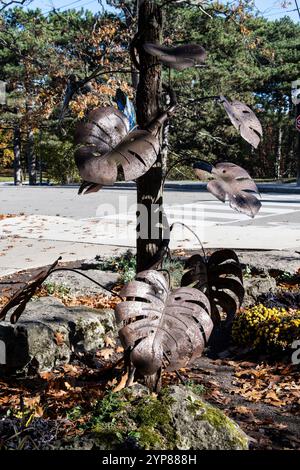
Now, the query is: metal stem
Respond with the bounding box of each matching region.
[51,268,123,299]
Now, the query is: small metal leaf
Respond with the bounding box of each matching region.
[144,43,207,70]
[181,249,244,325]
[220,96,263,148]
[74,107,159,192]
[115,270,213,377]
[0,258,61,324]
[194,161,261,218]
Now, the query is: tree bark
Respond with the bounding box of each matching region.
[276,124,283,181]
[136,0,163,272]
[297,102,300,186]
[13,125,22,186]
[27,129,36,185]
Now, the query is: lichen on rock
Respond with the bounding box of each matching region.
[68,384,248,450]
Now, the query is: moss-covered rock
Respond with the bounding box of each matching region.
[60,384,248,450]
[167,386,248,450]
[0,297,116,375]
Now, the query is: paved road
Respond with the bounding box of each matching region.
[1,185,300,276]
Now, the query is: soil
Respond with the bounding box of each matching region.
[0,250,299,450]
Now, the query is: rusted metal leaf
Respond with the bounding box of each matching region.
[181,249,244,325]
[144,43,206,70]
[220,96,263,149]
[0,258,61,324]
[194,161,261,218]
[115,270,213,377]
[74,107,159,192]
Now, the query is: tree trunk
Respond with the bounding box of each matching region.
[276,125,283,181]
[27,129,36,185]
[136,0,163,272]
[297,102,300,186]
[13,125,22,186]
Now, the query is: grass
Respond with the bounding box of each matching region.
[95,251,186,286]
[0,176,13,182]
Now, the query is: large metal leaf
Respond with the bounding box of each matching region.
[115,270,213,377]
[220,96,263,148]
[181,250,244,325]
[0,258,61,324]
[143,43,206,70]
[194,161,261,218]
[74,107,159,193]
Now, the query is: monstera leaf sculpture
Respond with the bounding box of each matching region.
[74,107,160,194]
[0,258,61,324]
[115,270,213,377]
[194,161,261,218]
[220,96,263,149]
[144,43,206,70]
[181,250,244,325]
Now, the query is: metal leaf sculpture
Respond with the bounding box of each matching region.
[181,250,244,325]
[115,270,213,377]
[220,96,263,149]
[0,258,61,324]
[194,161,261,218]
[143,43,206,70]
[74,107,160,194]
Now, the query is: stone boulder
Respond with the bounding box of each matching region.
[59,384,248,450]
[243,275,277,307]
[0,297,115,374]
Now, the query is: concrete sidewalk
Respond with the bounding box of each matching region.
[1,185,300,277]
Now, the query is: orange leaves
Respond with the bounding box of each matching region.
[53,331,66,346]
[35,286,120,311]
[233,363,300,409]
[97,348,115,360]
[112,373,128,393]
[64,293,120,310]
[69,79,133,119]
[0,214,17,221]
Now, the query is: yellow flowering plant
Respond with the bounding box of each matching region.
[232,304,300,351]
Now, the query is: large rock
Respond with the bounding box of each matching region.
[0,297,115,374]
[59,384,248,450]
[49,269,120,296]
[243,275,277,307]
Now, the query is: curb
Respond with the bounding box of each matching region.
[1,181,300,194]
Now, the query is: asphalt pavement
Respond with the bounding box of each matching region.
[0,183,300,276]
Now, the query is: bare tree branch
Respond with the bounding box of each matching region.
[0,0,32,13]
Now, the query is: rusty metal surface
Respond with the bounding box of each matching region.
[181,249,245,325]
[115,270,213,377]
[195,161,261,218]
[0,257,61,324]
[74,107,160,192]
[144,43,206,70]
[220,96,263,149]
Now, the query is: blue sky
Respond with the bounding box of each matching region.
[26,0,299,22]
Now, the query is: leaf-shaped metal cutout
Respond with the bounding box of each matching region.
[181,250,244,325]
[74,107,160,192]
[194,161,261,218]
[115,270,213,377]
[143,43,206,71]
[0,258,61,324]
[220,96,263,149]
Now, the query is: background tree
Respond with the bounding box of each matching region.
[164,4,300,180]
[0,6,132,183]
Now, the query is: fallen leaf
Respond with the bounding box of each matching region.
[97,348,114,360]
[104,335,115,348]
[24,396,40,408]
[54,331,65,346]
[113,373,128,392]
